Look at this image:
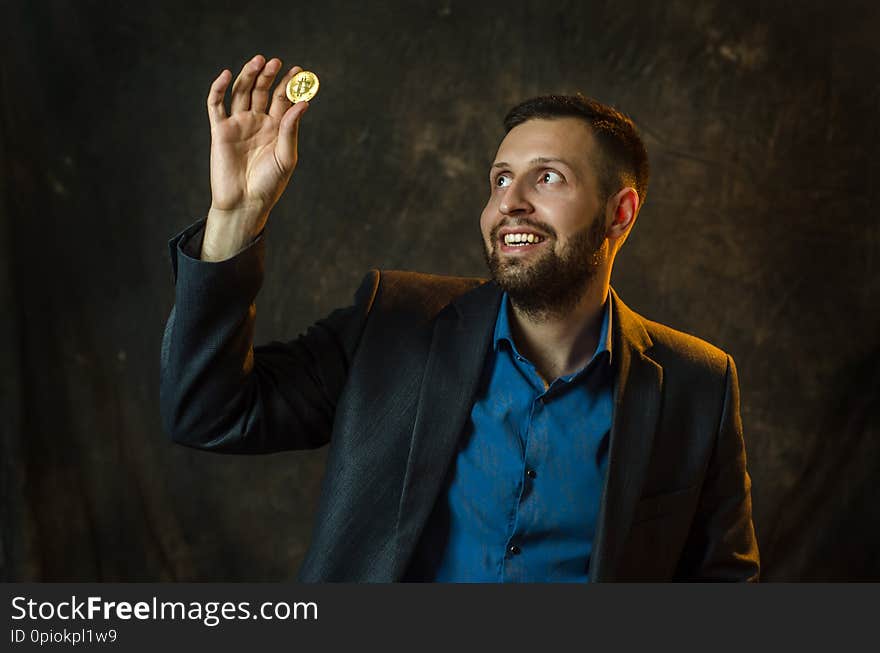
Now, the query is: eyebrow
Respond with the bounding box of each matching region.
[490,156,576,172]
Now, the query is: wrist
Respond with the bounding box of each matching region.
[201,207,267,262]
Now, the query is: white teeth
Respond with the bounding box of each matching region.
[503,232,544,245]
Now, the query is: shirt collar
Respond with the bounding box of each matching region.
[493,290,613,367]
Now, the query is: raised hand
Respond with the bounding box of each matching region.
[203,54,310,260]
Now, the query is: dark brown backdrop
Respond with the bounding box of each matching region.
[2,0,877,580]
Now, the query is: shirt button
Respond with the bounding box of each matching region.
[526,469,537,479]
[508,544,521,555]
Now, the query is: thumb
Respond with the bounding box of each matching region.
[276,101,309,173]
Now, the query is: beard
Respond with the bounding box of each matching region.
[482,213,607,320]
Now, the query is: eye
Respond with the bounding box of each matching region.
[494,174,512,188]
[541,171,563,184]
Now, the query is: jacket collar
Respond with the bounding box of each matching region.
[491,290,614,374]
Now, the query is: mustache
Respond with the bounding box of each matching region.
[490,217,557,242]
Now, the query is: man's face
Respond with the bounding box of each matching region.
[480,117,609,316]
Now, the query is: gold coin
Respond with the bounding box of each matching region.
[286,70,320,103]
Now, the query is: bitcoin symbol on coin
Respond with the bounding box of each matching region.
[286,71,320,103]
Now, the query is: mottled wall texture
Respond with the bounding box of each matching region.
[1,0,877,581]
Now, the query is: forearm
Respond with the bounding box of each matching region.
[159,220,378,454]
[160,219,269,451]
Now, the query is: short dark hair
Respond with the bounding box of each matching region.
[503,94,650,209]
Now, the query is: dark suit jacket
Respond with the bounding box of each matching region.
[161,219,760,582]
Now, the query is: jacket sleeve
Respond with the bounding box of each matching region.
[675,354,761,581]
[159,218,379,454]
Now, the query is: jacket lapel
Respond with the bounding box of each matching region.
[393,279,503,576]
[590,287,664,581]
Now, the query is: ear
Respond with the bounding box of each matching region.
[606,187,640,243]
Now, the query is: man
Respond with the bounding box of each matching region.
[161,54,760,581]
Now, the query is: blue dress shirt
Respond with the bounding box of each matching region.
[408,291,614,582]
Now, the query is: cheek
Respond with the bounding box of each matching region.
[479,206,493,240]
[557,197,600,233]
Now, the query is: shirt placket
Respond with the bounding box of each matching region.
[501,355,553,581]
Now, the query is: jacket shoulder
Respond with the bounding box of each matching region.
[640,315,731,379]
[370,269,488,321]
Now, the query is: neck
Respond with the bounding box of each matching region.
[507,275,610,384]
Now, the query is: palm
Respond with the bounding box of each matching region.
[210,112,286,211]
[205,56,308,220]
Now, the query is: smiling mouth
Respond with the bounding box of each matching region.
[502,232,545,246]
[498,231,548,254]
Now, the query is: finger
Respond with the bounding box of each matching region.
[207,69,231,128]
[275,101,309,173]
[268,65,303,122]
[230,54,265,114]
[251,57,282,114]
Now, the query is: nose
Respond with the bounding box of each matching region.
[499,178,533,215]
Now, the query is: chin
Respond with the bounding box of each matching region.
[483,239,603,317]
[486,249,550,292]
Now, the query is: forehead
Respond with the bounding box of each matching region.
[494,117,596,170]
